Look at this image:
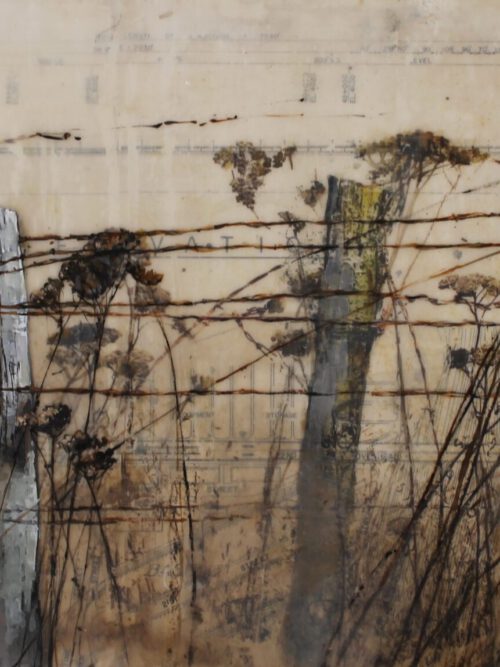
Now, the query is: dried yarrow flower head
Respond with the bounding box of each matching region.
[31,403,72,437]
[48,322,120,369]
[438,273,500,300]
[213,142,296,212]
[17,403,72,438]
[60,229,139,301]
[103,349,153,385]
[470,343,500,367]
[126,259,163,286]
[298,179,326,209]
[358,131,487,186]
[286,266,323,296]
[134,283,172,312]
[59,229,164,302]
[48,322,120,348]
[272,146,296,169]
[30,277,63,313]
[64,431,117,480]
[272,329,312,357]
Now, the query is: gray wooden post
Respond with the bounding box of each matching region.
[285,177,391,666]
[0,209,40,665]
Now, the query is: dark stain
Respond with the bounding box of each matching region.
[132,114,238,129]
[298,179,326,208]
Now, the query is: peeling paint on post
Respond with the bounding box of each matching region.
[285,177,391,666]
[0,209,40,665]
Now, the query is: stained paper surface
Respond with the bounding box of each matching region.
[0,2,498,666]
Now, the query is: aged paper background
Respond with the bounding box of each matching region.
[0,2,498,666]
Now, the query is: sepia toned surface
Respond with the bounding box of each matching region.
[0,2,499,666]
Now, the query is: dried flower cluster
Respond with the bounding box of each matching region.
[449,342,499,372]
[298,179,326,209]
[470,342,500,367]
[30,277,63,313]
[104,349,153,386]
[48,322,120,373]
[272,329,311,357]
[31,229,164,307]
[213,142,296,212]
[63,431,117,480]
[134,283,171,312]
[18,402,72,438]
[439,273,500,299]
[32,403,72,437]
[30,230,166,489]
[358,131,487,185]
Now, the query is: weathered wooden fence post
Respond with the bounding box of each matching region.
[0,209,40,665]
[285,177,391,666]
